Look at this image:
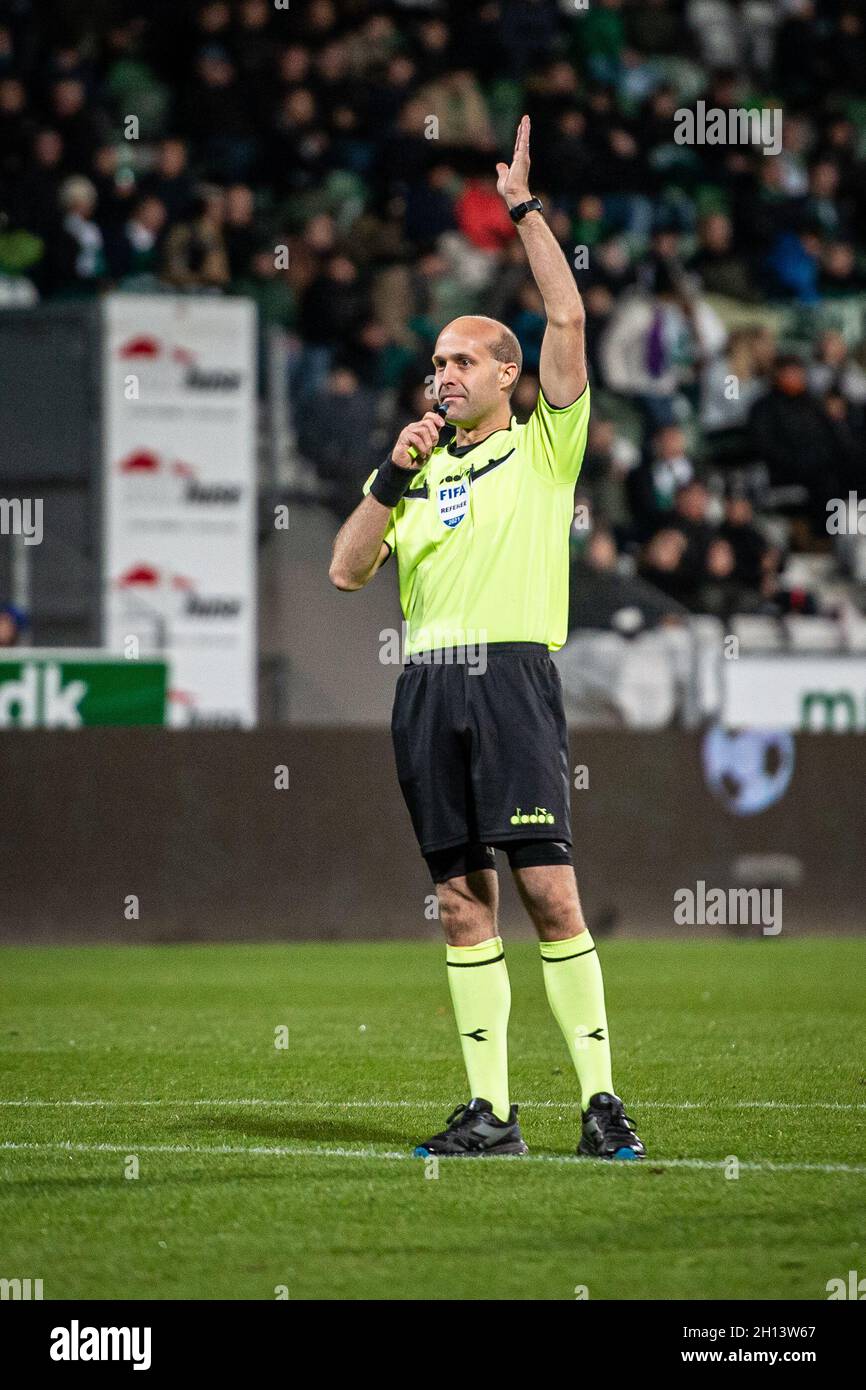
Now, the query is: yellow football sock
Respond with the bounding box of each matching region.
[446,935,511,1122]
[540,930,614,1109]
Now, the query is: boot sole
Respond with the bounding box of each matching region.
[577,1140,645,1160]
[413,1140,529,1158]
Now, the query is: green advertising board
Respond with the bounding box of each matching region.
[0,651,168,727]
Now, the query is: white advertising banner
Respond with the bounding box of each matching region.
[723,656,866,732]
[102,294,257,726]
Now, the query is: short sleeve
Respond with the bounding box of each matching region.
[362,467,398,556]
[523,383,591,486]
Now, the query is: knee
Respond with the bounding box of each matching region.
[531,894,582,938]
[437,881,496,946]
[518,874,586,940]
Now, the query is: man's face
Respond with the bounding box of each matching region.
[726,496,752,526]
[776,363,806,395]
[431,323,516,427]
[53,79,83,116]
[137,198,166,233]
[703,214,731,252]
[160,140,186,176]
[676,483,708,523]
[654,426,686,462]
[226,185,253,222]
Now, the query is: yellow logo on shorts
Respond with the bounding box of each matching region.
[510,806,555,825]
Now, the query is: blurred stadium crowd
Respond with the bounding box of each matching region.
[1,0,865,636]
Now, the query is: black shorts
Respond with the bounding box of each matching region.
[390,641,572,855]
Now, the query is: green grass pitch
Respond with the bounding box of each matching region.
[1,939,864,1301]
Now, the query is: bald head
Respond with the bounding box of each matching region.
[442,316,523,394]
[431,315,523,432]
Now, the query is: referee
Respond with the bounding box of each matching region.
[330,117,645,1162]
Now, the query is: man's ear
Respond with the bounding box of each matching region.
[499,362,519,394]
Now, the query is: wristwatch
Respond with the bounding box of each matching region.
[508,197,544,224]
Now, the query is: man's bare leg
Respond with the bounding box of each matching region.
[512,863,614,1106]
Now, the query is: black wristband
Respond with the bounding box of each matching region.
[370,457,416,509]
[509,197,544,224]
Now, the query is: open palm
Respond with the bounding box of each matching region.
[496,114,532,207]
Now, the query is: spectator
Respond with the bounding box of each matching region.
[13,129,64,244]
[765,227,822,304]
[298,253,366,349]
[454,173,515,253]
[569,528,692,636]
[140,138,195,222]
[162,188,229,289]
[295,365,378,518]
[638,478,718,606]
[579,417,639,532]
[666,477,716,585]
[600,262,727,432]
[48,78,109,171]
[637,528,692,604]
[415,69,495,149]
[695,537,743,620]
[627,425,696,533]
[0,77,30,182]
[182,46,258,182]
[234,0,276,86]
[718,491,779,591]
[748,355,858,525]
[689,212,761,303]
[56,175,106,292]
[235,247,295,332]
[404,163,459,245]
[819,240,866,298]
[700,324,776,446]
[510,281,545,372]
[222,184,258,281]
[104,195,167,282]
[294,254,368,397]
[808,331,866,415]
[0,605,25,647]
[90,145,137,231]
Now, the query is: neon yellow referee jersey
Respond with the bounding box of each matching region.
[362,385,590,656]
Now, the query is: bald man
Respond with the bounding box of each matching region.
[330,117,646,1162]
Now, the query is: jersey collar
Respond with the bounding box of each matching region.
[445,415,516,458]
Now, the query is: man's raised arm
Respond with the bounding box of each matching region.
[496,115,587,408]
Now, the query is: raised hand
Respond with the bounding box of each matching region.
[496,114,532,209]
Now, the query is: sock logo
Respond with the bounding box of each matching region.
[461,1028,488,1042]
[575,1028,605,1041]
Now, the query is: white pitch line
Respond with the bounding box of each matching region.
[0,1097,864,1111]
[1,1140,864,1176]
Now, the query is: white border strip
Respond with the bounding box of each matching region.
[0,1098,864,1111]
[1,1140,864,1176]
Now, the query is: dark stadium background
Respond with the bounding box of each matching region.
[0,0,865,1324]
[0,0,864,938]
